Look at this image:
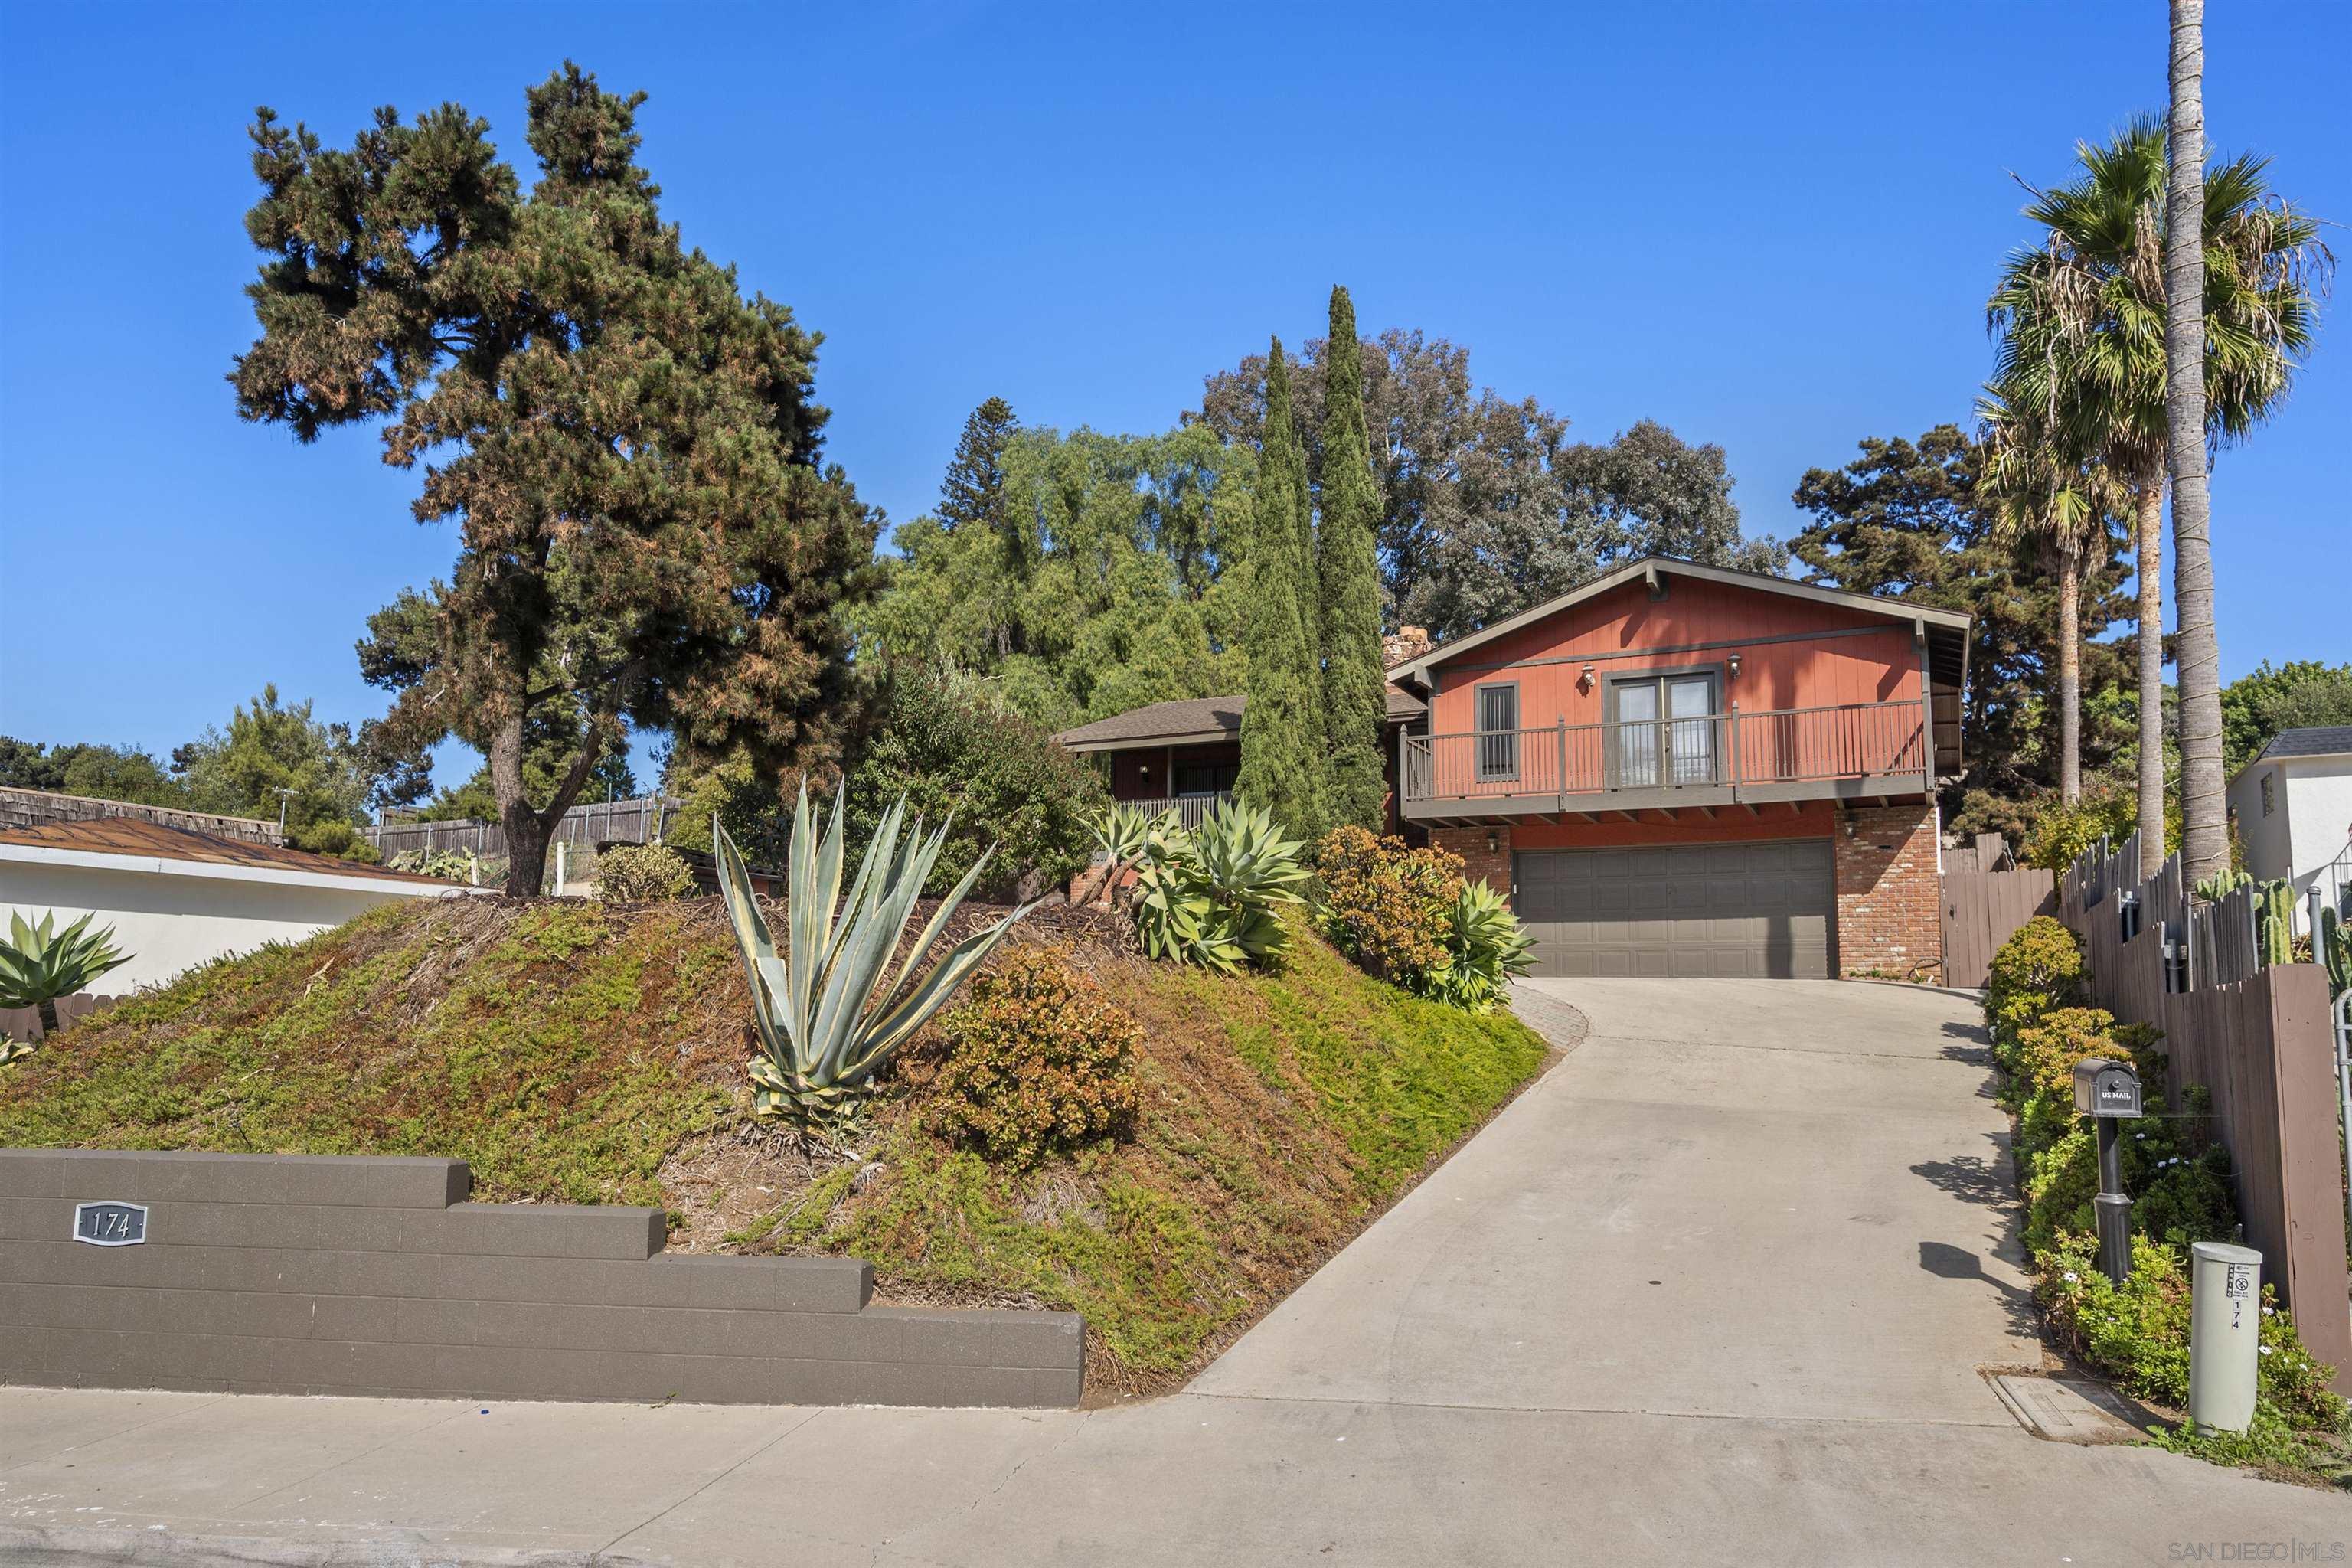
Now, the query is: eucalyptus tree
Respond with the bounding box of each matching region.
[1977,389,2126,805]
[1990,117,2331,874]
[231,65,877,896]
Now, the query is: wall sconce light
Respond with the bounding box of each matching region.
[1727,653,1742,681]
[1485,829,1499,854]
[1578,662,1596,691]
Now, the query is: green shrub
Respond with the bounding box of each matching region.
[2020,786,2178,872]
[1311,828,1535,1012]
[387,848,484,884]
[1984,916,2082,1071]
[593,842,694,903]
[933,946,1142,1167]
[844,663,1110,900]
[2043,1235,2347,1437]
[1312,827,1460,988]
[1984,896,2350,1476]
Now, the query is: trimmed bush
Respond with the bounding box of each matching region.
[1312,828,1534,1011]
[1985,915,2082,1070]
[1312,826,1459,988]
[933,946,1142,1167]
[1981,916,2349,1474]
[594,842,693,903]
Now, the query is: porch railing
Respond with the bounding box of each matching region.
[1119,791,1234,828]
[1400,701,1928,805]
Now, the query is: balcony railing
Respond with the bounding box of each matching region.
[1400,701,1929,816]
[1118,791,1234,828]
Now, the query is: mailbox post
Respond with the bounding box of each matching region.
[2073,1057,2143,1285]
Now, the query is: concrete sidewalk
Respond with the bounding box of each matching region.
[6,978,2350,1566]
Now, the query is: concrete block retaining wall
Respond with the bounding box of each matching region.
[0,1149,1083,1408]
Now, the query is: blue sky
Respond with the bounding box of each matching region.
[2,2,2345,794]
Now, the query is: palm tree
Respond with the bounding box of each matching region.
[1989,116,2331,874]
[1977,387,2123,805]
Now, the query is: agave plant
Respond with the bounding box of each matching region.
[1426,880,1537,1012]
[1131,799,1308,975]
[0,910,129,1045]
[1072,802,1186,907]
[714,784,1034,1126]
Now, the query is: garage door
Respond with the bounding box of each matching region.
[1514,841,1834,978]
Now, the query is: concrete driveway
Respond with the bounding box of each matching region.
[6,979,2350,1566]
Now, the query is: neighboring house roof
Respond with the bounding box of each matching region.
[2257,727,2352,764]
[1054,686,1426,753]
[0,818,455,895]
[1383,557,1973,694]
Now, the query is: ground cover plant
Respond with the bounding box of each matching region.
[1984,916,2350,1481]
[0,890,1551,1399]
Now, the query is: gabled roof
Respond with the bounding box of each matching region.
[2257,726,2352,763]
[1056,695,1244,751]
[0,818,453,892]
[1054,686,1426,753]
[1385,557,1972,692]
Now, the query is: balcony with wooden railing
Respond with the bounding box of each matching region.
[1399,701,1933,822]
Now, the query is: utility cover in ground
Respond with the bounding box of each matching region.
[1990,1374,2142,1444]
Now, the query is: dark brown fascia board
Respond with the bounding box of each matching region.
[1057,728,1233,754]
[1387,557,1974,694]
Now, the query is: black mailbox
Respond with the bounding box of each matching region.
[2073,1057,2143,1119]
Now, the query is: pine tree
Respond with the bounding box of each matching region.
[937,395,1021,657]
[1316,287,1389,831]
[1235,339,1326,839]
[939,397,1017,537]
[230,66,876,896]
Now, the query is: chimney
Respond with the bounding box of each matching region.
[1382,625,1432,670]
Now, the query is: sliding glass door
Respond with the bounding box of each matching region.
[1609,672,1718,788]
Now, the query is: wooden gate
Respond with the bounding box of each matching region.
[1941,868,2055,988]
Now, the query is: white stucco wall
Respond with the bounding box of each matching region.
[2229,761,2295,882]
[0,858,461,993]
[2230,754,2352,933]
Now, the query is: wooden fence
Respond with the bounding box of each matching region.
[365,795,678,861]
[1940,867,2054,988]
[2059,833,2352,1392]
[0,991,118,1044]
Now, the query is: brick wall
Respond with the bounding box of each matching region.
[1832,802,1942,982]
[0,1149,1082,1407]
[1430,825,1512,895]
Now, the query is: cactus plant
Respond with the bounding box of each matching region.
[2193,868,2252,904]
[714,783,1034,1127]
[2322,905,2351,999]
[2255,878,2296,968]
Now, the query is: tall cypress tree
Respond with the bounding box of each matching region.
[1236,340,1326,839]
[1317,287,1389,831]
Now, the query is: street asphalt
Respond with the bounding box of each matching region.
[5,976,2350,1565]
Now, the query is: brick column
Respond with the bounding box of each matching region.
[1430,825,1512,896]
[1832,802,1942,982]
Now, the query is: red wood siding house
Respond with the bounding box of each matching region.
[1054,559,1967,982]
[1386,559,1968,980]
